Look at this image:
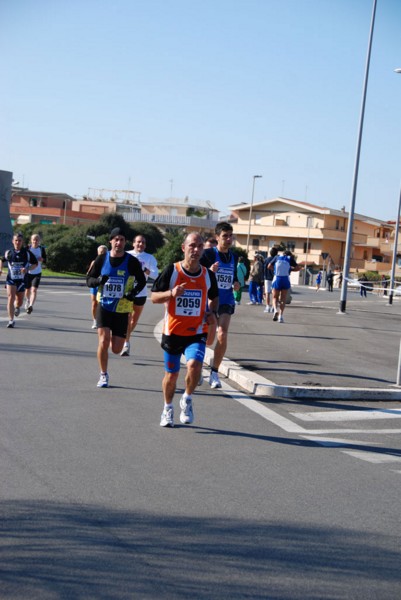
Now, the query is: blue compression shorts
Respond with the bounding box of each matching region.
[164,341,206,373]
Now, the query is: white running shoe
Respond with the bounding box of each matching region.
[91,319,97,329]
[209,371,222,389]
[278,315,284,323]
[97,372,109,388]
[179,395,194,424]
[120,342,130,357]
[272,311,279,322]
[14,306,20,317]
[7,320,15,328]
[264,306,270,313]
[160,405,174,427]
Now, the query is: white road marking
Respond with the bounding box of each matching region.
[221,381,401,435]
[224,387,401,467]
[220,380,401,436]
[300,436,379,447]
[163,324,401,471]
[342,451,401,464]
[291,409,401,422]
[221,382,307,433]
[298,428,401,434]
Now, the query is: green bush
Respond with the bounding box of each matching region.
[46,230,98,273]
[15,215,166,274]
[155,229,185,270]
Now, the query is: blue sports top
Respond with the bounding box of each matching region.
[271,255,292,278]
[212,247,235,306]
[98,252,135,313]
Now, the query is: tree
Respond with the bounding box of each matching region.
[15,223,70,246]
[86,213,130,239]
[154,229,185,270]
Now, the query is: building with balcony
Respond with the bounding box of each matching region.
[230,197,395,274]
[123,196,219,234]
[9,187,219,235]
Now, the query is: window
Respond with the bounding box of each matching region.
[252,238,259,248]
[287,242,295,251]
[29,197,38,207]
[303,241,311,253]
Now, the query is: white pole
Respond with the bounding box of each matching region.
[389,184,401,305]
[397,339,401,386]
[246,175,262,254]
[339,0,377,313]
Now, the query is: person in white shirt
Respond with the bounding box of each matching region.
[120,234,159,357]
[24,233,47,314]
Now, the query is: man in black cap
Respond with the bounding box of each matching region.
[86,227,146,388]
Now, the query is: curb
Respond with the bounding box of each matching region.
[155,321,401,402]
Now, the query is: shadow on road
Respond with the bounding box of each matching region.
[1,500,399,599]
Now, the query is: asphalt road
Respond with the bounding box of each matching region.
[1,281,401,599]
[226,285,401,389]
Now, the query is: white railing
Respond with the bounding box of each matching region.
[121,212,218,228]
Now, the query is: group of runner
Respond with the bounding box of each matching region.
[85,222,241,427]
[0,232,46,328]
[2,223,298,429]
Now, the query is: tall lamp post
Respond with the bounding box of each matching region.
[390,68,401,305]
[304,215,313,284]
[339,0,377,314]
[246,175,262,254]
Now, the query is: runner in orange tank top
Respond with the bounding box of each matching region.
[151,232,219,428]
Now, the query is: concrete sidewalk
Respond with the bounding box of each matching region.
[204,286,401,401]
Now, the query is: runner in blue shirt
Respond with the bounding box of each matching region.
[0,232,38,328]
[200,221,240,389]
[269,250,300,323]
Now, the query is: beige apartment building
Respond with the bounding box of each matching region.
[230,197,396,274]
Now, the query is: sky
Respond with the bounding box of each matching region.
[1,0,401,221]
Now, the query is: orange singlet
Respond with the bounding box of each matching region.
[163,262,212,337]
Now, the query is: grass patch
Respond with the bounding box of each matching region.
[42,269,85,278]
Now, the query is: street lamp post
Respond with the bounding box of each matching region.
[339,0,377,314]
[304,215,313,284]
[246,175,262,255]
[389,68,401,304]
[389,184,401,305]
